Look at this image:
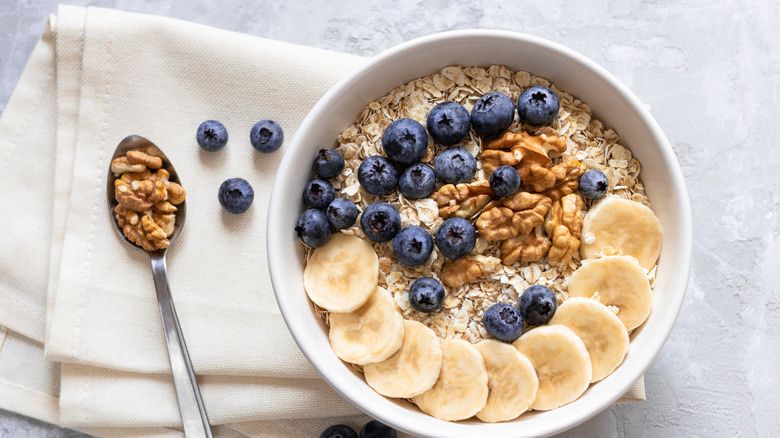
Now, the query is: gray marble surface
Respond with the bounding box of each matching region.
[2,0,779,437]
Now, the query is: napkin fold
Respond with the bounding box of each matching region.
[0,4,644,435]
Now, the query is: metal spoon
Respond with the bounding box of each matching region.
[107,135,212,438]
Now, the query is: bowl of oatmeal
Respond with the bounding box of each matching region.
[267,30,692,437]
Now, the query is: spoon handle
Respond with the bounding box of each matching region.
[150,254,213,438]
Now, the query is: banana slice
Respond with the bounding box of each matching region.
[413,339,489,421]
[304,233,378,313]
[581,196,663,270]
[364,320,443,398]
[328,286,404,365]
[475,339,538,423]
[549,297,630,383]
[513,325,591,411]
[567,255,652,331]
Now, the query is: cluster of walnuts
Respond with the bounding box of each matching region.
[432,131,586,287]
[111,150,186,251]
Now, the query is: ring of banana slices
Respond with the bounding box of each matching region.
[302,193,662,423]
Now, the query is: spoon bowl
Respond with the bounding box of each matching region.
[107,135,186,251]
[107,135,212,438]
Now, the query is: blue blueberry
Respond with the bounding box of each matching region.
[518,285,558,325]
[326,198,359,229]
[426,101,471,146]
[516,85,560,126]
[218,178,254,214]
[435,217,476,259]
[579,169,609,200]
[360,202,401,242]
[359,420,397,438]
[295,209,331,248]
[398,163,436,199]
[490,165,522,198]
[381,118,428,166]
[303,178,335,210]
[408,277,445,313]
[250,119,284,153]
[196,120,228,151]
[434,147,477,184]
[470,92,515,138]
[482,302,525,342]
[358,156,399,196]
[392,226,434,266]
[313,149,345,179]
[320,425,357,438]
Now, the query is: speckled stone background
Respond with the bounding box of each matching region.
[2,0,779,437]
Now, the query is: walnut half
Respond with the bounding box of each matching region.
[440,255,501,288]
[431,181,494,219]
[544,193,584,266]
[475,192,552,242]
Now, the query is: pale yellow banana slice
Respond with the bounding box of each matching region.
[581,196,663,270]
[413,339,489,421]
[567,255,652,331]
[513,325,592,411]
[364,320,442,398]
[549,297,630,383]
[328,286,404,365]
[304,233,378,313]
[475,339,538,423]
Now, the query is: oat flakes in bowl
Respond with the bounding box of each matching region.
[268,30,691,438]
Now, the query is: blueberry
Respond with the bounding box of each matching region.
[326,198,359,229]
[470,92,515,138]
[381,118,428,166]
[516,85,560,126]
[579,169,609,200]
[320,424,358,438]
[518,285,558,325]
[359,420,397,438]
[303,178,335,210]
[196,120,228,151]
[482,302,525,342]
[434,147,477,184]
[398,163,436,199]
[313,149,345,179]
[218,178,254,214]
[408,277,445,313]
[360,202,401,242]
[426,101,471,146]
[490,165,522,198]
[392,226,434,266]
[435,217,476,259]
[358,156,399,196]
[250,119,284,153]
[295,209,331,248]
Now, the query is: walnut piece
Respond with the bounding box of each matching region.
[482,131,566,175]
[500,226,551,265]
[431,181,493,219]
[115,179,167,212]
[126,150,163,169]
[475,192,551,241]
[544,193,584,265]
[167,182,186,205]
[111,156,146,175]
[543,159,587,202]
[440,255,501,288]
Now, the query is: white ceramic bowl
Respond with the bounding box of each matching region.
[268,30,692,438]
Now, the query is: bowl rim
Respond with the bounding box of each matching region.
[268,29,692,438]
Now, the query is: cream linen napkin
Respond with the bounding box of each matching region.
[0,4,644,435]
